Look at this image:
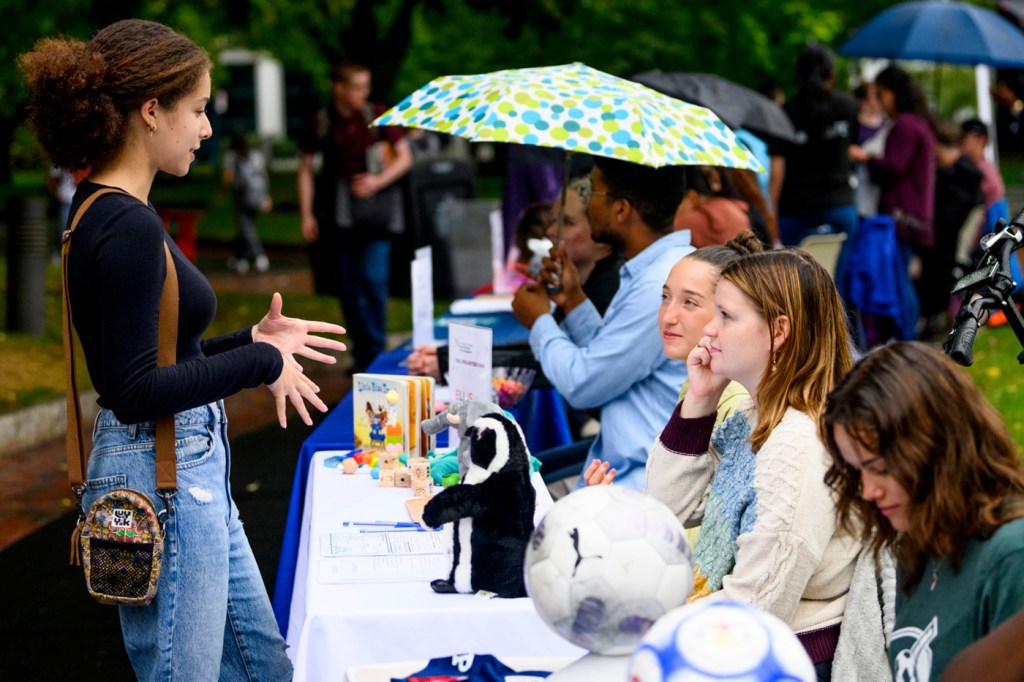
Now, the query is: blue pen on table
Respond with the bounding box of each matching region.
[343,521,440,532]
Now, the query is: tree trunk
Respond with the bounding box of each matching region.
[0,116,14,185]
[340,0,418,99]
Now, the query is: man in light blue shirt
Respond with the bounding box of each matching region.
[512,156,693,489]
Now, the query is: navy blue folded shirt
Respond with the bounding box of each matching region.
[391,654,552,682]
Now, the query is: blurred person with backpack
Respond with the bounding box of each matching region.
[297,61,413,373]
[222,131,271,274]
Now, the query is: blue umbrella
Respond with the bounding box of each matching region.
[839,0,1024,67]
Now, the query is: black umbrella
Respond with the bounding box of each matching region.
[632,70,798,146]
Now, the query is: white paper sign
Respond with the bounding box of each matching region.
[415,245,432,262]
[447,322,493,450]
[490,209,512,294]
[411,251,435,348]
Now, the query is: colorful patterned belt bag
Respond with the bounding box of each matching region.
[73,489,165,604]
[61,188,179,606]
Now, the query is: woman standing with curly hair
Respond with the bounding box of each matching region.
[20,19,346,679]
[822,341,1024,681]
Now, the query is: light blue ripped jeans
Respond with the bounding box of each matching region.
[84,401,292,682]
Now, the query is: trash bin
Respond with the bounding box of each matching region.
[391,157,477,299]
[157,208,203,263]
[6,195,48,336]
[434,197,501,298]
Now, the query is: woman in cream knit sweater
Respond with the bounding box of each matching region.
[645,248,860,678]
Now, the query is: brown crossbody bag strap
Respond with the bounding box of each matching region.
[62,188,179,502]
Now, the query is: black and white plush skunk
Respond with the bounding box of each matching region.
[421,411,535,598]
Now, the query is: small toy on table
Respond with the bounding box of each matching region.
[420,399,504,477]
[411,478,432,498]
[378,450,401,488]
[408,457,433,498]
[421,411,535,598]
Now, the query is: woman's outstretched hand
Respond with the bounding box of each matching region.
[253,292,347,370]
[268,361,326,428]
[253,292,347,426]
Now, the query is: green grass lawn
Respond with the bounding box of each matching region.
[958,322,1024,445]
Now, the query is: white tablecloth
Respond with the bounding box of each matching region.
[286,451,586,681]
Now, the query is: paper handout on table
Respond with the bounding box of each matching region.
[319,530,447,557]
[449,295,514,315]
[412,248,435,347]
[318,554,451,584]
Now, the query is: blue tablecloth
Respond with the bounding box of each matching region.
[271,311,574,636]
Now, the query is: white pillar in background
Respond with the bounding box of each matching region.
[255,55,285,139]
[976,64,997,165]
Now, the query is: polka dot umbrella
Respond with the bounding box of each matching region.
[373,62,761,171]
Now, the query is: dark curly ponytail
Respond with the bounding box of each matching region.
[19,19,211,172]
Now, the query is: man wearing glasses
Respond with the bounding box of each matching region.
[512,156,693,491]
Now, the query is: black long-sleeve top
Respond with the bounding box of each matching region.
[67,180,283,424]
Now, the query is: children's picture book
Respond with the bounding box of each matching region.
[352,374,435,458]
[408,375,435,457]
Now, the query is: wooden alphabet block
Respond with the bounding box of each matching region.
[411,478,433,498]
[409,457,431,481]
[379,453,398,471]
[379,470,395,488]
[395,470,412,488]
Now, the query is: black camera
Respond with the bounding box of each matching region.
[944,212,1024,366]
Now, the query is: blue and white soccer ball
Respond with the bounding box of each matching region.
[524,486,693,655]
[629,600,816,682]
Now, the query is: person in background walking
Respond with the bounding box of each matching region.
[777,44,860,247]
[222,131,271,274]
[960,118,1006,210]
[918,120,983,340]
[850,65,935,340]
[47,166,85,263]
[298,61,413,374]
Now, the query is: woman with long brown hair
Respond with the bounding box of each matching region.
[644,248,858,678]
[822,341,1024,680]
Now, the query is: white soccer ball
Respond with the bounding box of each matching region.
[629,600,816,682]
[524,486,693,655]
